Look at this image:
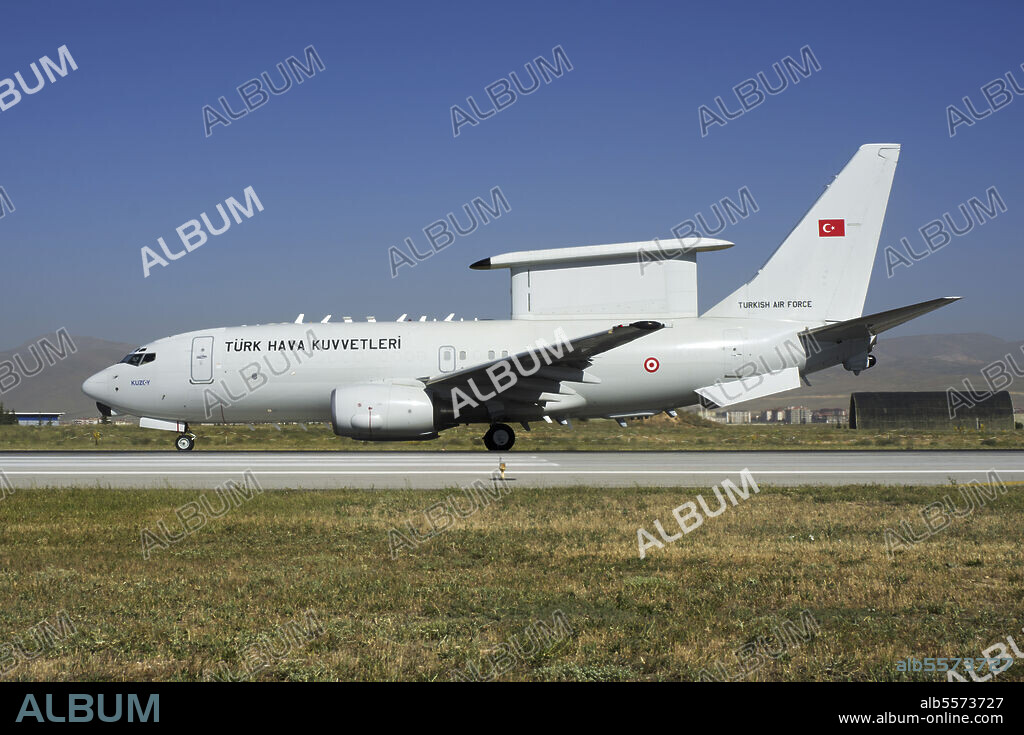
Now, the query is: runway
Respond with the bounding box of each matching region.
[2,451,1023,489]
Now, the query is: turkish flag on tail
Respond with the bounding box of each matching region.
[818,219,845,237]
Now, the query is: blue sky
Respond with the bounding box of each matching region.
[1,0,1022,347]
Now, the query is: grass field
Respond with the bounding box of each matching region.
[1,480,1021,681]
[1,416,1022,452]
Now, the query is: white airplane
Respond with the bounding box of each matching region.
[83,144,958,451]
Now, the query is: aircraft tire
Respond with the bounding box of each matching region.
[175,434,195,451]
[484,423,515,451]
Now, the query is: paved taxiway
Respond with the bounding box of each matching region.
[1,451,1023,489]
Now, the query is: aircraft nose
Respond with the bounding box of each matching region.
[81,371,108,401]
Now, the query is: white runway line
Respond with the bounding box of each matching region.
[6,468,1023,476]
[4,451,1022,487]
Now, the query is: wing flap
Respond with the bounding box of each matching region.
[696,367,802,409]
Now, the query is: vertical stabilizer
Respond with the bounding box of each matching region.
[704,143,900,323]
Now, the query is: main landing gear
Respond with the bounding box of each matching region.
[483,423,515,451]
[175,427,196,451]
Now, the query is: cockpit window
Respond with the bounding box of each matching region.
[120,349,156,366]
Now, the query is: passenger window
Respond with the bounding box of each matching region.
[459,350,467,361]
[488,350,495,360]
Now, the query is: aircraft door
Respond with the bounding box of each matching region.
[438,345,456,373]
[191,336,215,383]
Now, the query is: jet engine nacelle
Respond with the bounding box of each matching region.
[843,352,876,375]
[330,382,438,440]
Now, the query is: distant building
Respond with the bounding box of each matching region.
[697,406,726,423]
[14,412,65,426]
[726,410,752,424]
[814,408,848,425]
[786,406,814,424]
[850,391,1014,430]
[73,416,136,426]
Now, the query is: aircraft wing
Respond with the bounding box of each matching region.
[803,297,961,343]
[421,320,664,389]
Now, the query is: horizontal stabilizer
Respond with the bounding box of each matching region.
[804,297,961,343]
[696,367,801,408]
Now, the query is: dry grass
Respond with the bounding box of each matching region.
[0,481,1021,681]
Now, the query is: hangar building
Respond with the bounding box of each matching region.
[849,391,1013,430]
[13,412,65,427]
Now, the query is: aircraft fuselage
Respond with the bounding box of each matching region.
[82,316,849,427]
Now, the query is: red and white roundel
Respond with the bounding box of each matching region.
[644,357,660,373]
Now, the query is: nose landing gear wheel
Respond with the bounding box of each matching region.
[175,434,195,451]
[483,423,515,451]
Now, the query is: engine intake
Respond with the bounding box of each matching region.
[330,382,438,440]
